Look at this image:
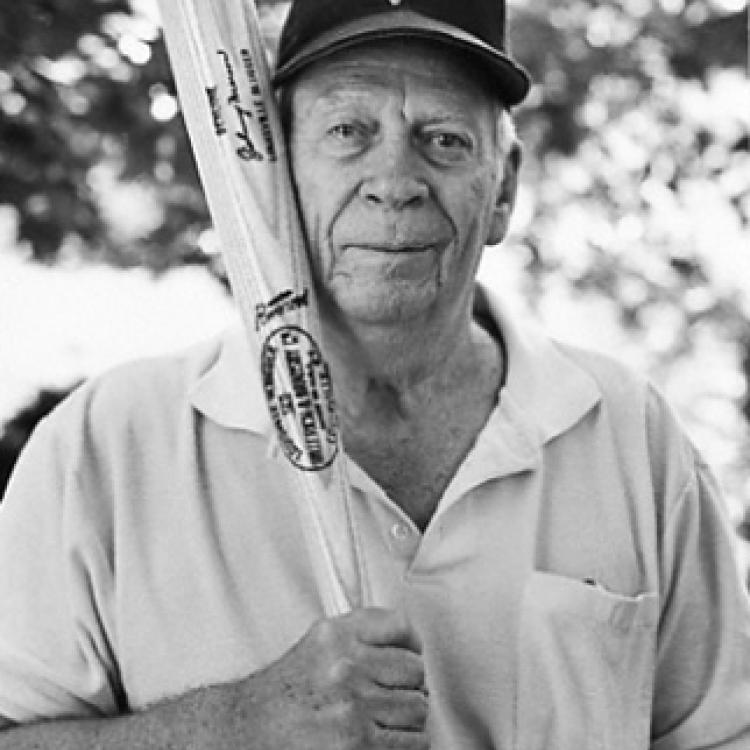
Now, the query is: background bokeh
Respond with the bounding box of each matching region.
[0,1,748,566]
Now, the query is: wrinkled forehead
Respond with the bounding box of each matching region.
[287,38,498,113]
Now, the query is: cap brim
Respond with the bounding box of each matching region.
[273,10,531,106]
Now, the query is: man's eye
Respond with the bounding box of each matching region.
[422,131,474,163]
[328,123,361,140]
[427,132,471,150]
[322,122,371,154]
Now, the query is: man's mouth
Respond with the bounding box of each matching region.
[342,242,441,254]
[335,243,443,282]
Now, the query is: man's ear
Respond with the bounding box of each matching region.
[487,143,521,246]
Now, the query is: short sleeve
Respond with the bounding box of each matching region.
[0,390,123,722]
[651,450,750,749]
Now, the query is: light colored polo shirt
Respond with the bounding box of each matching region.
[1,284,749,749]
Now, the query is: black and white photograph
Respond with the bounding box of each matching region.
[1,1,749,747]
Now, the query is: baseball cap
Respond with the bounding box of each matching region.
[273,0,531,106]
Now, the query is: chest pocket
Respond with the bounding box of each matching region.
[514,571,658,750]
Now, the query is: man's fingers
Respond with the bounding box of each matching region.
[363,646,426,690]
[294,610,430,746]
[347,607,422,652]
[367,686,429,731]
[370,724,431,750]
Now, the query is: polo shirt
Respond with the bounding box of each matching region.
[1,284,749,749]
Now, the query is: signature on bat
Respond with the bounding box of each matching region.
[233,105,263,162]
[212,49,264,162]
[256,288,310,330]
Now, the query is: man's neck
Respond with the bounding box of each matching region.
[319,304,503,529]
[321,306,501,426]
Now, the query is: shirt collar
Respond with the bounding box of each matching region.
[429,283,603,504]
[189,283,602,446]
[189,323,273,434]
[476,282,602,446]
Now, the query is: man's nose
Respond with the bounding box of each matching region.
[358,138,429,210]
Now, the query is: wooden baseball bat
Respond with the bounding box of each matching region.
[156,0,368,615]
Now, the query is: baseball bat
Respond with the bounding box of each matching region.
[156,0,368,616]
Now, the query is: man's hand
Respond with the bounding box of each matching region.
[0,608,429,750]
[226,607,430,749]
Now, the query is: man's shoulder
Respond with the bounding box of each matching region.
[93,334,224,400]
[552,340,651,405]
[45,333,228,438]
[551,339,694,468]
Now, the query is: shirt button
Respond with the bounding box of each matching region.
[390,522,412,542]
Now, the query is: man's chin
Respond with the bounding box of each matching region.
[326,281,439,327]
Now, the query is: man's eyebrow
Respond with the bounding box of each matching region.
[417,114,476,127]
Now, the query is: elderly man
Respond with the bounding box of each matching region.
[1,0,750,748]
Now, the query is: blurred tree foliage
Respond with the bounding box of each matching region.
[0,0,748,512]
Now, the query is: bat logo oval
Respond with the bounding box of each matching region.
[260,325,339,471]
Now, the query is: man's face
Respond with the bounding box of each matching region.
[287,40,512,328]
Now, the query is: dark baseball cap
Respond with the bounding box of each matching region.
[273,0,531,106]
